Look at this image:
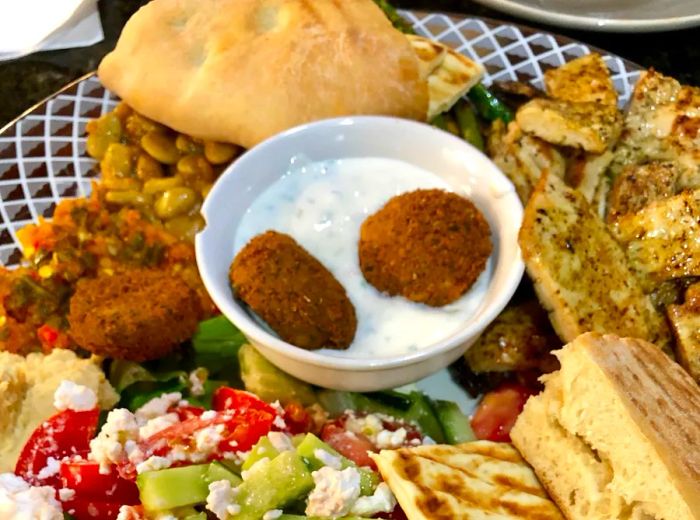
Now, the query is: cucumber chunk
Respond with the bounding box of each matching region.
[296,433,379,496]
[235,451,314,520]
[432,399,476,444]
[137,464,210,511]
[206,461,243,487]
[183,514,207,520]
[239,344,316,406]
[242,435,280,471]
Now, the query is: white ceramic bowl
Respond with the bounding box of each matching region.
[196,116,523,391]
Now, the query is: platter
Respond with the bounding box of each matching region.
[472,0,700,33]
[0,10,643,413]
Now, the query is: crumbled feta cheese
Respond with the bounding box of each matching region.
[136,455,172,474]
[53,380,98,412]
[350,482,396,516]
[135,392,182,420]
[273,415,287,430]
[267,432,294,453]
[375,427,407,449]
[0,473,63,519]
[305,466,361,518]
[314,448,342,470]
[36,456,61,480]
[139,413,179,439]
[201,410,218,421]
[206,480,240,520]
[116,505,143,520]
[262,509,283,520]
[195,425,224,453]
[58,488,76,502]
[155,514,178,520]
[189,370,206,396]
[89,408,140,473]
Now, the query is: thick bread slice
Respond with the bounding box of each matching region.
[371,441,563,519]
[406,35,446,80]
[518,171,671,349]
[511,332,700,520]
[516,98,623,153]
[544,53,617,106]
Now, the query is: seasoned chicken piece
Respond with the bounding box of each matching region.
[465,300,560,373]
[565,149,614,202]
[517,98,623,153]
[611,189,700,284]
[544,53,618,106]
[487,119,566,203]
[519,171,671,349]
[607,161,680,221]
[668,283,700,383]
[610,69,700,184]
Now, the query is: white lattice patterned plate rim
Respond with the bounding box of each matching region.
[0,11,644,411]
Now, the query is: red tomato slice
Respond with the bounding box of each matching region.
[60,461,139,504]
[470,383,535,442]
[212,387,276,416]
[174,404,206,421]
[15,409,99,486]
[62,498,123,520]
[282,402,312,435]
[321,423,376,469]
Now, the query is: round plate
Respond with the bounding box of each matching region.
[472,0,700,33]
[0,11,644,410]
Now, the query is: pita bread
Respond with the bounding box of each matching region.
[371,441,563,519]
[406,34,446,80]
[98,0,428,149]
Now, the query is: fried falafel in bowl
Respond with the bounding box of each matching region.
[196,116,524,391]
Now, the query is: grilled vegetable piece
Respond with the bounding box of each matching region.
[468,84,514,123]
[668,283,700,383]
[519,171,671,349]
[607,161,680,221]
[454,100,484,150]
[516,98,623,153]
[489,80,543,110]
[564,150,614,203]
[465,300,560,374]
[611,189,700,284]
[610,69,700,184]
[372,0,415,34]
[487,120,565,203]
[544,53,617,105]
[371,442,563,520]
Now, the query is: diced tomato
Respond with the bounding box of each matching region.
[212,387,276,416]
[470,383,535,442]
[15,409,99,486]
[62,498,123,520]
[174,404,206,421]
[283,402,313,435]
[60,461,139,504]
[321,423,376,469]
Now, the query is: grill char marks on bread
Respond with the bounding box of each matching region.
[98,0,428,149]
[511,332,700,520]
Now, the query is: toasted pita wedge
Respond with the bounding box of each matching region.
[519,171,671,349]
[421,41,484,119]
[512,333,700,520]
[99,0,428,149]
[371,441,563,520]
[407,34,446,80]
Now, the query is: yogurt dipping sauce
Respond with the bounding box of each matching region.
[233,157,492,358]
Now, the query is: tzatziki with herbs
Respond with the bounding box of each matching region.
[234,157,492,358]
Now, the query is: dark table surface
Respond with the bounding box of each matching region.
[1,0,698,128]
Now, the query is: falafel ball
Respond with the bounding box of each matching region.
[230,231,356,350]
[359,189,492,307]
[68,268,202,361]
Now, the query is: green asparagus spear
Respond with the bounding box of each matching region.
[454,100,485,151]
[467,84,514,123]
